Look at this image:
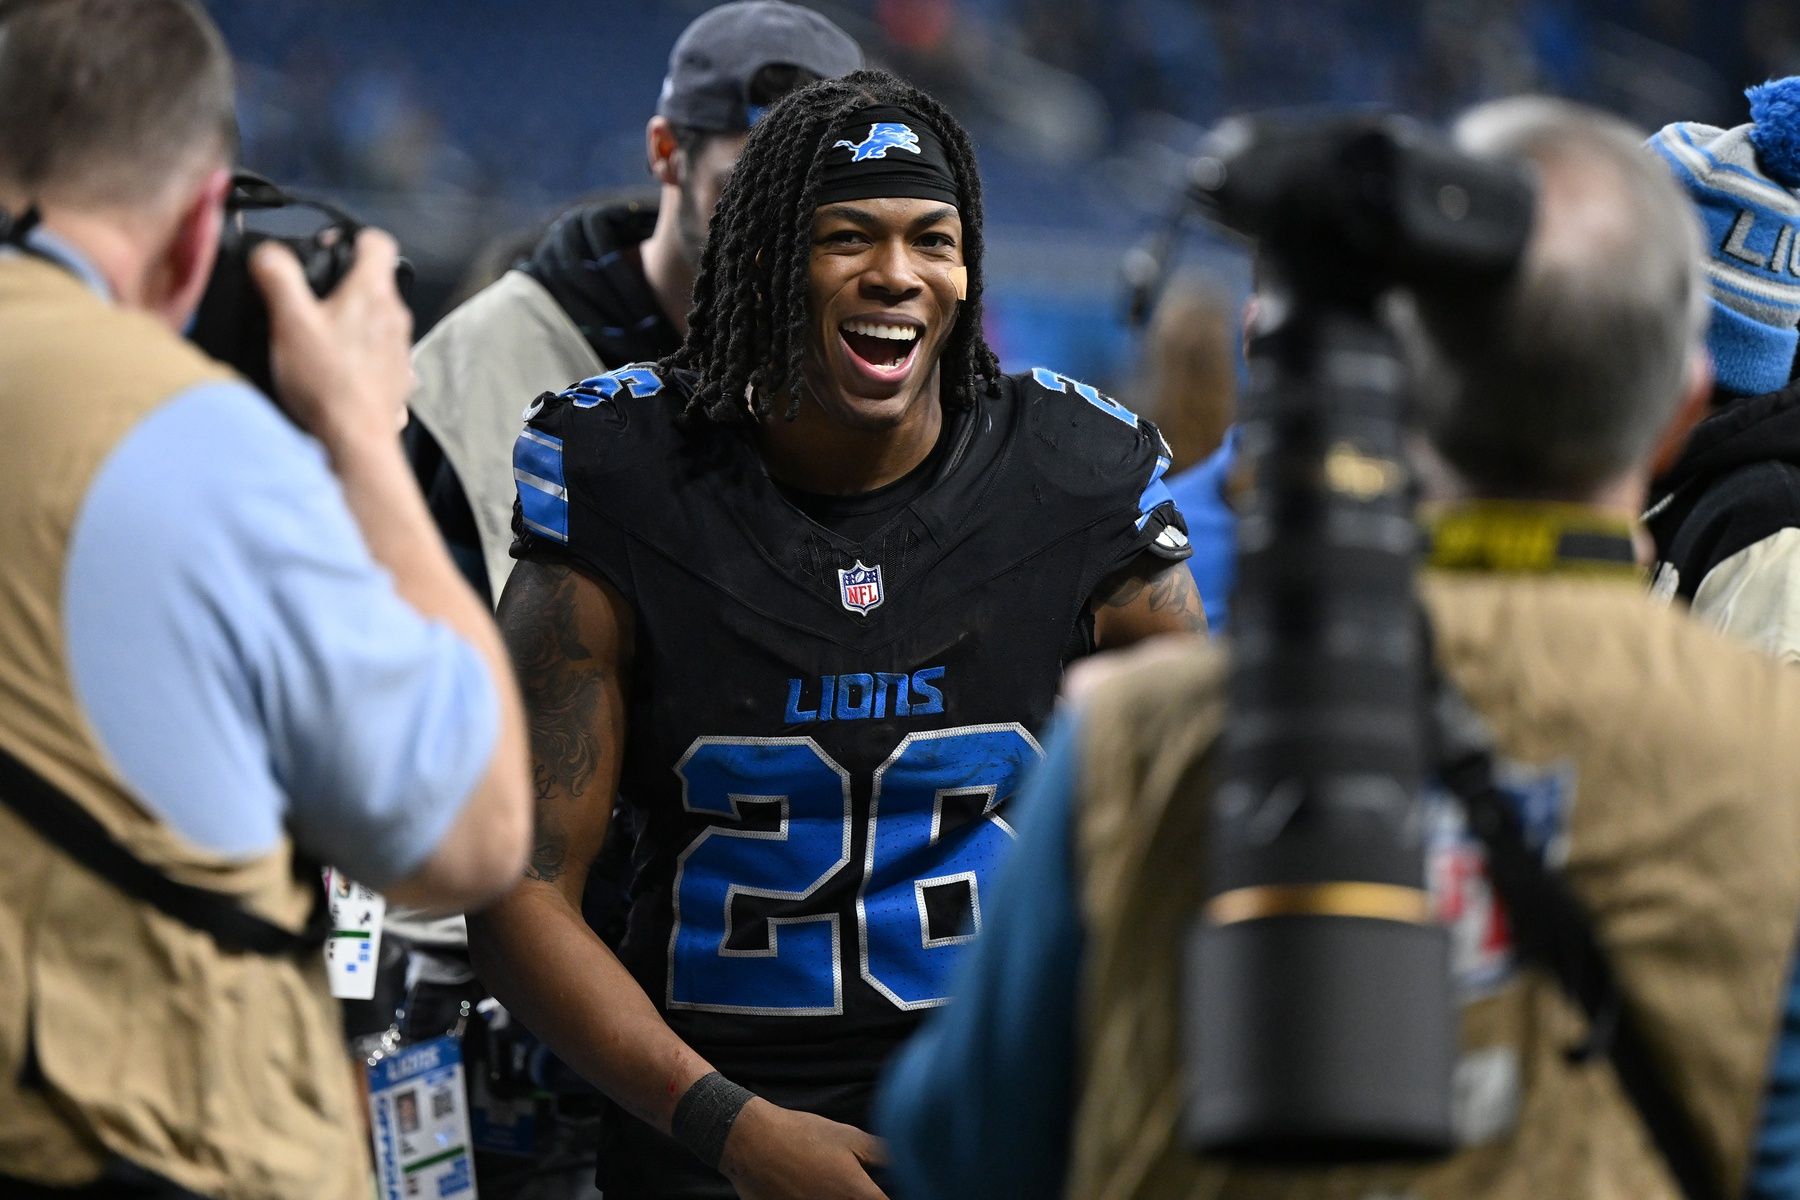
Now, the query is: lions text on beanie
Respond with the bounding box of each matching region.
[1651,78,1800,398]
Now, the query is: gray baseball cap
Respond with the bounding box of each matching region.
[657,1,862,132]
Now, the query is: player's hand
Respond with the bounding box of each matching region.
[719,1099,890,1200]
[250,228,414,450]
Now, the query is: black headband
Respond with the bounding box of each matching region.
[816,105,961,209]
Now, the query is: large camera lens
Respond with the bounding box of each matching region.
[1185,299,1454,1161]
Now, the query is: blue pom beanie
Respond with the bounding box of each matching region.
[1650,78,1800,398]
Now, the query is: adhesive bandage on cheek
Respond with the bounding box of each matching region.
[949,265,967,300]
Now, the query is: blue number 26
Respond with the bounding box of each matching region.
[667,725,1042,1015]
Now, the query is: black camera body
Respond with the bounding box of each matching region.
[188,173,408,398]
[1179,115,1533,1162]
[1190,113,1532,301]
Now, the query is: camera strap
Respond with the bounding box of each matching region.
[0,741,330,958]
[1425,501,1641,577]
[1430,671,1723,1200]
[0,203,41,247]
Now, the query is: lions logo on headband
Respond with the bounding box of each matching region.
[834,122,922,163]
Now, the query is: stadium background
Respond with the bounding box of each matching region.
[203,0,1782,393]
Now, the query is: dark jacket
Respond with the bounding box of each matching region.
[1646,380,1800,660]
[406,199,680,604]
[519,200,680,368]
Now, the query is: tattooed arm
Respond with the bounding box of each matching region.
[1089,557,1209,651]
[466,561,720,1133]
[468,563,891,1198]
[500,560,615,898]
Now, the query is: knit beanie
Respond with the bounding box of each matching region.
[1650,78,1800,398]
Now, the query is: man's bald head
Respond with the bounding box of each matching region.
[1398,97,1707,497]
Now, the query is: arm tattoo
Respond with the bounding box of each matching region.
[1097,560,1209,635]
[500,564,607,883]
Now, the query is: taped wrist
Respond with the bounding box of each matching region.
[671,1071,755,1169]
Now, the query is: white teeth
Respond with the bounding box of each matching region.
[840,320,918,342]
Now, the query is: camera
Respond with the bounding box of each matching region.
[188,171,411,398]
[1175,114,1533,1161]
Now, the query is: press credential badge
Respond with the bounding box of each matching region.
[323,866,385,1001]
[369,1035,477,1199]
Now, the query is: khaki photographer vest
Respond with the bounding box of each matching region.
[0,255,366,1197]
[408,269,603,599]
[1069,570,1800,1200]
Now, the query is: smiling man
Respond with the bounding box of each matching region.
[408,2,861,605]
[466,69,1202,1200]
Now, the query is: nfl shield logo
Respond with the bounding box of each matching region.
[838,560,884,615]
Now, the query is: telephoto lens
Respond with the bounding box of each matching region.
[1179,114,1532,1163]
[1183,285,1455,1161]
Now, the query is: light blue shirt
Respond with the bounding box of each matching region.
[1165,428,1237,632]
[45,236,498,889]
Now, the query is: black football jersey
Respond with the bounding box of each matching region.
[509,363,1188,1114]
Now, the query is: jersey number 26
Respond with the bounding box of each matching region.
[667,724,1042,1015]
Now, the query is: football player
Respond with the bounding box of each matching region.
[468,69,1205,1200]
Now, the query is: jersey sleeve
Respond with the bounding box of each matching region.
[1021,367,1192,586]
[509,364,670,604]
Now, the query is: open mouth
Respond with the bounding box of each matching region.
[839,318,920,377]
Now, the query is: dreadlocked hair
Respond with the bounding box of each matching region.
[666,68,1001,423]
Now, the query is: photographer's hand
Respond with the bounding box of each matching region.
[250,226,532,911]
[250,228,413,447]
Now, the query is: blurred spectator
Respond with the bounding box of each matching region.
[1748,0,1800,78]
[1136,278,1240,630]
[1647,79,1800,665]
[0,1,528,1194]
[406,0,862,603]
[1138,279,1236,471]
[880,96,1800,1200]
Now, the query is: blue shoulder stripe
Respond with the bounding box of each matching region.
[1136,425,1175,527]
[1031,366,1140,429]
[1136,470,1175,529]
[513,428,568,543]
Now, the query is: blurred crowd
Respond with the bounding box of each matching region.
[202,0,1777,391]
[209,0,1770,207]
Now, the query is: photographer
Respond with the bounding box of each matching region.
[879,97,1800,1200]
[0,1,529,1196]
